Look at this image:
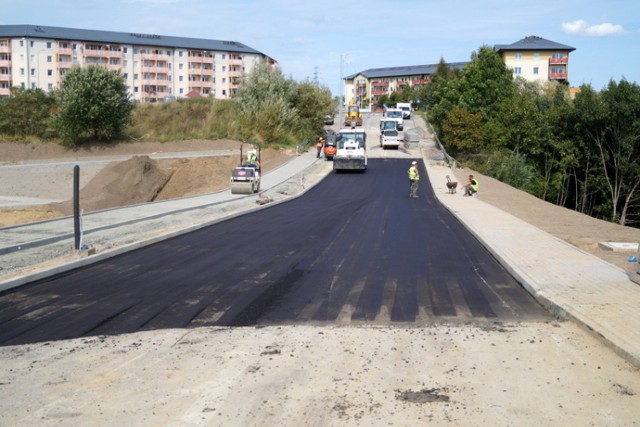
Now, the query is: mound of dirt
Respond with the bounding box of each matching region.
[0,143,295,226]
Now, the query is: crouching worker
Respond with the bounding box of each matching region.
[463,175,479,197]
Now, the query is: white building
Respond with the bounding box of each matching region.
[0,25,277,102]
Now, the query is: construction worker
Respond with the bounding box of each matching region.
[246,149,260,176]
[408,161,420,198]
[463,174,479,196]
[316,136,324,158]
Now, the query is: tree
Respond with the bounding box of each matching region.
[572,80,640,225]
[53,65,134,144]
[234,62,298,144]
[0,87,55,138]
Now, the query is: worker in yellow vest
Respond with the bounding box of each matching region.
[463,175,479,196]
[408,161,420,198]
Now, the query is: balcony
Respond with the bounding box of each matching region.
[549,57,568,64]
[0,87,10,96]
[371,81,389,87]
[229,58,243,66]
[58,61,73,69]
[0,60,11,68]
[0,45,10,53]
[549,72,568,80]
[0,73,11,82]
[57,46,73,55]
[412,79,429,85]
[372,89,388,95]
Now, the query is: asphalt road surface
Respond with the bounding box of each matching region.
[0,159,550,345]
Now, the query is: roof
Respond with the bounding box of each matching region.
[0,24,266,56]
[494,35,575,53]
[345,62,468,80]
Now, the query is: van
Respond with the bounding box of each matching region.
[396,102,412,119]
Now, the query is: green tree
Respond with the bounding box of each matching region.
[53,65,134,144]
[572,80,640,225]
[291,81,334,137]
[440,105,484,154]
[0,87,55,138]
[457,45,515,121]
[233,62,298,144]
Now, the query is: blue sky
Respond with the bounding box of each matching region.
[2,0,638,96]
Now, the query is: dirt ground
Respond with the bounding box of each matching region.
[0,139,294,224]
[1,139,639,272]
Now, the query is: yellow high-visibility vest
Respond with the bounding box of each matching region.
[408,166,419,181]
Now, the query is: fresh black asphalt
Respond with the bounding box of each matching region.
[0,159,551,345]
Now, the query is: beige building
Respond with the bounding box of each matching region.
[344,62,467,110]
[344,35,575,108]
[0,25,277,102]
[494,35,575,84]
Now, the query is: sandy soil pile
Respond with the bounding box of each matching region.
[0,140,294,224]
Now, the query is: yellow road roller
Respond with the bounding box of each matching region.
[230,142,261,194]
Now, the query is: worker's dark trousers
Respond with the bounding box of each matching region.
[409,180,419,197]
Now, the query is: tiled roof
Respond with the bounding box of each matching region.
[345,62,468,80]
[494,35,575,52]
[0,24,265,55]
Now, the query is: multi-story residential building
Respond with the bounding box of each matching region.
[494,35,575,84]
[344,62,468,110]
[343,35,575,108]
[0,24,277,102]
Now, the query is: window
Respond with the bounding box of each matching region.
[134,73,138,80]
[19,40,24,47]
[222,66,226,72]
[47,56,52,63]
[514,67,522,75]
[134,86,138,93]
[123,47,128,54]
[48,83,53,90]
[46,42,52,48]
[222,77,226,83]
[179,63,183,70]
[222,89,226,96]
[179,88,184,94]
[221,54,225,60]
[123,73,128,79]
[47,69,53,76]
[179,76,183,82]
[533,67,539,75]
[30,41,34,47]
[134,48,139,55]
[514,53,522,60]
[20,68,25,76]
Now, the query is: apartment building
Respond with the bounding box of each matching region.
[344,35,575,108]
[344,62,468,110]
[0,24,277,102]
[494,35,575,84]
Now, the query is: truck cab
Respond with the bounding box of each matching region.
[383,108,404,131]
[396,102,412,119]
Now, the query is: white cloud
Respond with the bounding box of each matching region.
[561,19,624,36]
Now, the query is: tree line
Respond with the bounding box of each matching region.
[0,62,335,149]
[386,46,640,227]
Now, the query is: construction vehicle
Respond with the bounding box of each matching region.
[323,132,338,160]
[383,108,404,131]
[230,142,261,194]
[379,118,400,149]
[344,100,363,127]
[333,127,367,172]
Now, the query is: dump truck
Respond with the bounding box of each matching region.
[230,142,261,194]
[333,128,367,172]
[344,100,363,127]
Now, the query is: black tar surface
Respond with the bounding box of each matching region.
[0,159,551,345]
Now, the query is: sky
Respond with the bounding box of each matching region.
[2,0,639,97]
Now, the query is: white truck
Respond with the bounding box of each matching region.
[383,108,404,131]
[396,102,412,119]
[333,128,367,172]
[379,118,401,149]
